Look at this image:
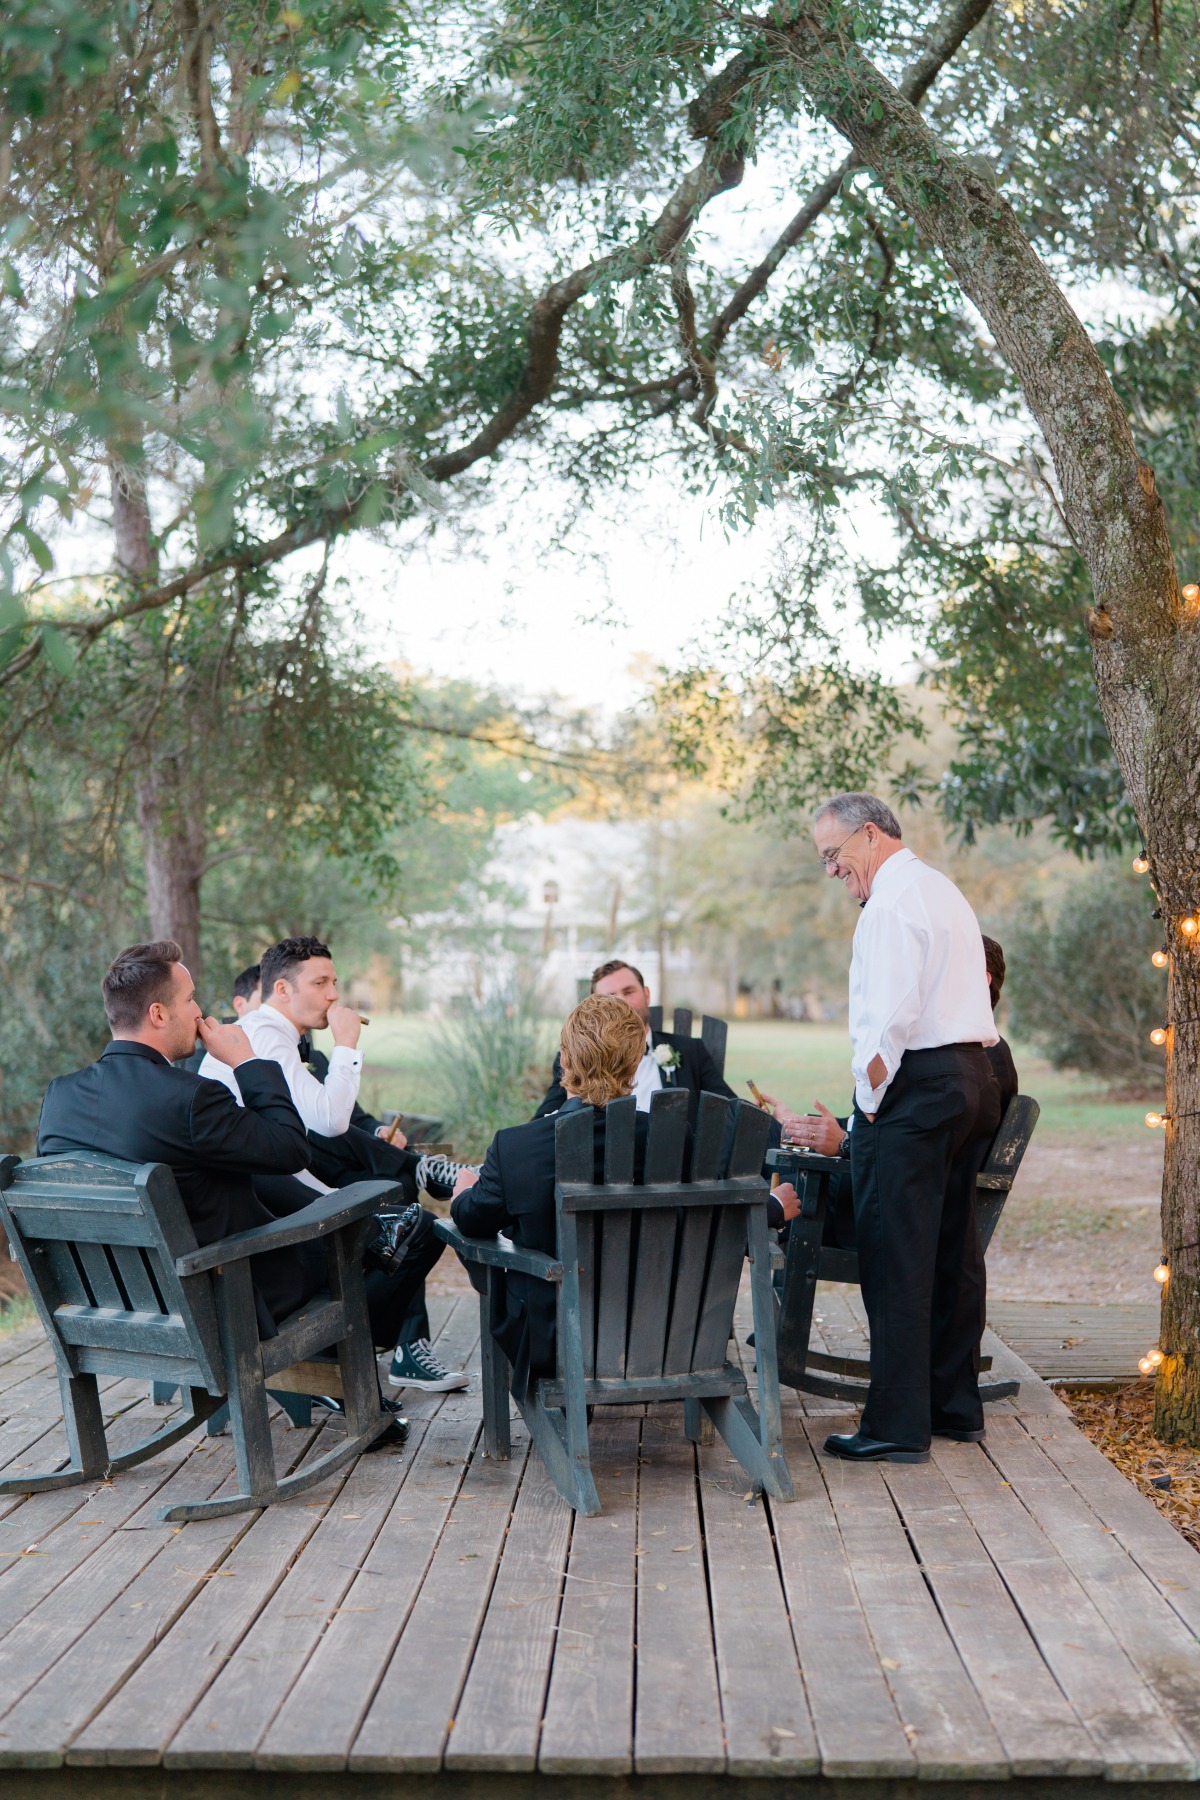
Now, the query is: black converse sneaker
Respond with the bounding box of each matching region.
[414,1152,477,1198]
[387,1337,470,1391]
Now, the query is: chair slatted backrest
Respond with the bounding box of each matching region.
[643,1008,728,1079]
[556,1090,771,1384]
[0,1153,224,1394]
[976,1094,1041,1253]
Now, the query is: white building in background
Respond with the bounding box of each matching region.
[402,815,727,1018]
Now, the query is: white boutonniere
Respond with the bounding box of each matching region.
[653,1042,682,1077]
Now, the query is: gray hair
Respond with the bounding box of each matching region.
[814,791,902,840]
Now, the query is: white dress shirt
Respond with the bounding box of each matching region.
[632,1031,665,1111]
[199,1004,364,1192]
[849,848,996,1116]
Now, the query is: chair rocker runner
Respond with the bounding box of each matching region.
[767,1093,1041,1402]
[0,1151,396,1522]
[436,1088,794,1516]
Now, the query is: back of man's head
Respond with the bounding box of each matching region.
[102,941,182,1033]
[982,936,1005,1011]
[813,792,902,840]
[560,994,648,1106]
[260,935,331,999]
[590,957,645,992]
[232,962,261,1004]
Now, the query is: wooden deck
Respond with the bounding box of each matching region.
[0,1283,1195,1797]
[987,1299,1160,1388]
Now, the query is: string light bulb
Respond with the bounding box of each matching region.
[1149,1348,1165,1367]
[1183,583,1200,604]
[1154,1260,1170,1284]
[1146,1111,1165,1129]
[1139,1355,1156,1374]
[1182,916,1199,938]
[1133,853,1150,875]
[1150,1026,1168,1046]
[1152,947,1170,968]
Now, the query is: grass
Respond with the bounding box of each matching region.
[0,1296,37,1340]
[344,1015,1159,1154]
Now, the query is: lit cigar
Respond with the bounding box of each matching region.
[358,1015,370,1025]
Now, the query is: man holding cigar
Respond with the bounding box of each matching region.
[811,793,1000,1465]
[199,935,469,1393]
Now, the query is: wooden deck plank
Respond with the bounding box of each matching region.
[0,1414,221,1656]
[0,1416,317,1767]
[164,1432,414,1769]
[633,1412,725,1774]
[68,1451,336,1766]
[1007,1378,1200,1642]
[538,1414,640,1776]
[255,1301,484,1771]
[810,1419,1009,1778]
[696,1435,818,1776]
[928,1433,1196,1777]
[881,1456,1104,1775]
[771,1413,914,1777]
[348,1428,529,1772]
[444,1453,573,1770]
[982,1415,1200,1759]
[0,1437,237,1742]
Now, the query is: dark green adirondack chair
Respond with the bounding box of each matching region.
[768,1092,1040,1401]
[0,1151,396,1522]
[646,1006,728,1076]
[437,1088,793,1516]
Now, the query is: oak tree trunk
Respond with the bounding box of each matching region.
[111,457,208,981]
[774,8,1200,1436]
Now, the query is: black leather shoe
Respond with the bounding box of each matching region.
[364,1415,410,1451]
[932,1425,985,1443]
[823,1431,929,1464]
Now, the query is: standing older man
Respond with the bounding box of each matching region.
[813,793,1000,1464]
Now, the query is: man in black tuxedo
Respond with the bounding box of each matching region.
[454,995,658,1398]
[39,940,318,1336]
[36,943,409,1443]
[534,959,736,1128]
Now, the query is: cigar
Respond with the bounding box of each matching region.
[384,1116,403,1144]
[746,1079,770,1110]
[358,1015,370,1025]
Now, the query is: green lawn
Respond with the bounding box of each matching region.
[345,1015,1158,1152]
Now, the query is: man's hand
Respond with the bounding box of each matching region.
[376,1123,408,1148]
[452,1167,480,1198]
[759,1092,803,1132]
[326,1002,362,1050]
[197,1016,254,1070]
[769,1096,843,1155]
[773,1181,801,1222]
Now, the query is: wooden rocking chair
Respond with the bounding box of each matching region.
[0,1151,395,1522]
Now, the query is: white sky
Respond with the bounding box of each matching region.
[339,478,912,713]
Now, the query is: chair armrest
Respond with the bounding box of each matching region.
[766,1148,845,1175]
[434,1216,563,1282]
[976,1173,1013,1192]
[175,1180,402,1276]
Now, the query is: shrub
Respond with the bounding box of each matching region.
[1005,865,1164,1083]
[430,968,554,1162]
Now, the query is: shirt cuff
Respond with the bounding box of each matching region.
[329,1045,363,1069]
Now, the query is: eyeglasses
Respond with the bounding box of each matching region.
[817,824,865,869]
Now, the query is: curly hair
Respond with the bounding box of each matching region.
[559,994,648,1107]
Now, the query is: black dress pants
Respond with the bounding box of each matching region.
[252,1172,442,1346]
[849,1045,1000,1448]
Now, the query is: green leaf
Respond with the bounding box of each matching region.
[39,626,76,676]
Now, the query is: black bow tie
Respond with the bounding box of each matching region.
[298,1034,312,1062]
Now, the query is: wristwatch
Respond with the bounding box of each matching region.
[837,1133,851,1159]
